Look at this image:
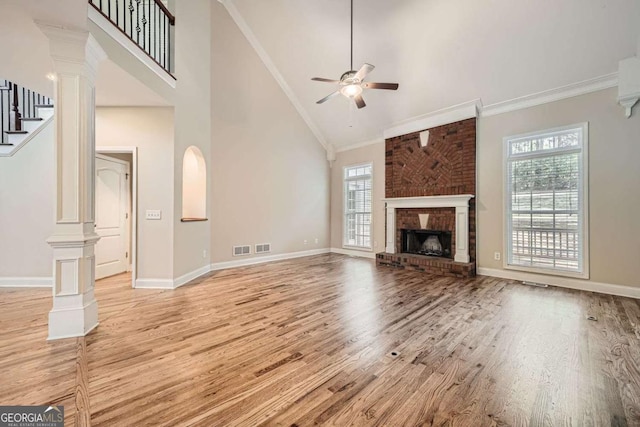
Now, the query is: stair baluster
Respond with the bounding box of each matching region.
[11,83,22,132]
[88,0,174,75]
[0,79,53,146]
[1,80,7,144]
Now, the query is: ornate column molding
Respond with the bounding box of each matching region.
[38,23,107,340]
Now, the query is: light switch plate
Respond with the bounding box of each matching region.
[146,210,162,220]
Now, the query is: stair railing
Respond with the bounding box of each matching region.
[89,0,175,75]
[0,79,53,145]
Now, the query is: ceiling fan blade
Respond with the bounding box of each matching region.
[312,77,340,83]
[354,63,375,81]
[362,82,399,90]
[316,90,341,104]
[354,94,366,109]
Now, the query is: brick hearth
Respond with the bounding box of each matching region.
[376,252,476,278]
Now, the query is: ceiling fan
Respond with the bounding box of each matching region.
[312,0,399,109]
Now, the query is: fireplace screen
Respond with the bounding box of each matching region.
[401,229,452,258]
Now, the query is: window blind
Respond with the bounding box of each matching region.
[344,164,372,249]
[505,125,587,275]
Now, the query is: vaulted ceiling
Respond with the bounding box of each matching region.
[228,0,640,149]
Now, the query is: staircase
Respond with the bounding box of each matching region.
[0,79,53,157]
[89,0,175,76]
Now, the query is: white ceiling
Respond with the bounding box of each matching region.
[229,0,640,149]
[20,0,89,29]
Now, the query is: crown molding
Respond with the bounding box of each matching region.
[335,138,385,153]
[219,0,328,151]
[481,73,619,117]
[383,99,481,140]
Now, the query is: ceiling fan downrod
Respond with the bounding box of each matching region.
[310,0,399,109]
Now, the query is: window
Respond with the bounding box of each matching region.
[343,163,372,249]
[505,123,588,277]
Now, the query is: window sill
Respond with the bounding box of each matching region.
[181,218,208,222]
[504,263,589,280]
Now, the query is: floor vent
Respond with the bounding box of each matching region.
[233,245,251,256]
[255,243,271,254]
[522,281,548,288]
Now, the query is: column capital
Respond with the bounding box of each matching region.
[36,22,107,82]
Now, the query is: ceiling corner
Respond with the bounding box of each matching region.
[219,0,330,152]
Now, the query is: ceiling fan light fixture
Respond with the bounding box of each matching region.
[340,84,363,98]
[311,0,398,109]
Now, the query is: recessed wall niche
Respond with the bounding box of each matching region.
[181,146,207,221]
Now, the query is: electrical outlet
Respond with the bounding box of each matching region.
[303,240,308,245]
[202,249,207,259]
[494,252,501,261]
[314,238,319,244]
[146,210,161,220]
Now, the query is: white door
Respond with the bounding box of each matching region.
[95,155,130,280]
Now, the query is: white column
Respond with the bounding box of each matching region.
[38,24,107,340]
[454,205,470,263]
[385,205,396,253]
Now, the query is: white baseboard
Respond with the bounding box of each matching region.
[134,278,174,290]
[210,248,330,272]
[478,267,640,299]
[173,265,211,289]
[330,247,376,259]
[135,250,331,290]
[0,277,53,288]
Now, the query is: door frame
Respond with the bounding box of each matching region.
[96,146,138,288]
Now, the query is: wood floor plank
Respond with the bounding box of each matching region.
[1,254,639,426]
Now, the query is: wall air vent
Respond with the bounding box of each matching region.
[233,245,251,257]
[255,243,271,254]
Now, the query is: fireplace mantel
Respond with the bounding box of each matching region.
[383,195,475,263]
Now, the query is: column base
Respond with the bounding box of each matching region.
[48,296,99,340]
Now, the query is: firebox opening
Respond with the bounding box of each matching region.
[401,229,452,258]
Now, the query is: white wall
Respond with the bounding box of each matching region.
[0,2,54,96]
[96,107,175,281]
[330,143,385,255]
[88,20,176,105]
[0,122,54,281]
[210,3,330,263]
[172,0,212,279]
[478,88,640,289]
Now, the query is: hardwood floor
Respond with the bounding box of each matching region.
[1,254,640,426]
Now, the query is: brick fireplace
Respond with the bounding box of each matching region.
[376,118,476,277]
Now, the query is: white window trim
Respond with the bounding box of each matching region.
[343,162,374,252]
[503,122,589,279]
